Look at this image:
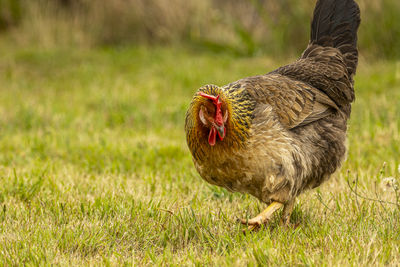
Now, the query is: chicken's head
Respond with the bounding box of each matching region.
[198,92,228,146]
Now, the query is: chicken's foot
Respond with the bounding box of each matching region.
[240,201,283,231]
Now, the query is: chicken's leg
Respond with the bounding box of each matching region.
[240,201,283,231]
[279,199,295,227]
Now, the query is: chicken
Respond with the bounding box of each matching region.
[185,0,360,230]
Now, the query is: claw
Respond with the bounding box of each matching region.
[239,201,284,232]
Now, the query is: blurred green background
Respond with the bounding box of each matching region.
[1,0,399,58]
[0,0,399,265]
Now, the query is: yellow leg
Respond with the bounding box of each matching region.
[241,201,284,231]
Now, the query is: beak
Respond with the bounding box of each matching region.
[214,123,225,139]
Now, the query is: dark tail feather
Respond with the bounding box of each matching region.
[309,0,360,76]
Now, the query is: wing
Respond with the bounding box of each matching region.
[271,47,354,108]
[233,74,339,129]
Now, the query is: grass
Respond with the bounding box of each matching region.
[0,42,399,265]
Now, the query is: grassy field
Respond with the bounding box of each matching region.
[0,43,399,265]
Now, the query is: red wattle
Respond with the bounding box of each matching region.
[208,127,217,146]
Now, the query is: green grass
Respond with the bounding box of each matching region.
[0,43,399,265]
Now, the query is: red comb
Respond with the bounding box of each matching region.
[198,92,220,104]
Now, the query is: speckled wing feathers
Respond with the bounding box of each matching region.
[233,74,338,129]
[272,49,353,109]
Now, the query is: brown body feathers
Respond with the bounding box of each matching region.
[185,0,360,206]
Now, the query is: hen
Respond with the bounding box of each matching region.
[185,0,360,229]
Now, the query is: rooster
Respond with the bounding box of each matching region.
[185,0,360,230]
